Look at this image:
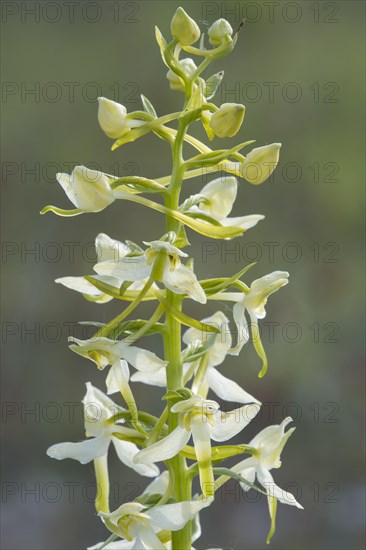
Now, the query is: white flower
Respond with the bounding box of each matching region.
[185,177,264,232]
[95,496,211,550]
[233,417,303,540]
[94,239,206,304]
[182,311,260,404]
[89,471,204,549]
[134,395,260,496]
[56,166,115,212]
[68,336,167,378]
[98,97,145,140]
[167,58,197,92]
[56,233,131,303]
[129,310,260,399]
[47,383,158,477]
[230,271,289,376]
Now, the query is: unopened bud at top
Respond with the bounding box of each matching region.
[242,143,281,185]
[171,7,200,46]
[167,58,197,92]
[208,18,233,46]
[97,97,129,139]
[210,103,245,138]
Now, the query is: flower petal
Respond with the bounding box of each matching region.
[183,311,231,366]
[238,466,257,492]
[257,467,303,509]
[88,538,137,549]
[143,471,170,495]
[121,345,167,371]
[210,403,260,441]
[229,300,249,355]
[57,166,114,212]
[131,368,166,387]
[94,255,151,282]
[55,276,113,302]
[164,264,206,304]
[95,233,131,262]
[190,414,215,496]
[197,176,237,219]
[112,437,159,477]
[249,312,268,378]
[69,337,122,369]
[83,382,120,433]
[148,498,212,531]
[143,240,188,258]
[206,368,261,405]
[250,271,289,299]
[249,417,295,469]
[221,214,265,230]
[134,426,191,464]
[106,360,130,395]
[135,527,165,550]
[47,436,110,464]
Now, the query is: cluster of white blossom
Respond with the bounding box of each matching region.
[43,8,302,549]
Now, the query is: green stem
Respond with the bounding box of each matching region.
[164,117,191,550]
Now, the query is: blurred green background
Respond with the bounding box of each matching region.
[1,1,365,549]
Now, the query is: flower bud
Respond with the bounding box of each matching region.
[170,7,200,46]
[210,103,245,138]
[97,97,129,139]
[166,58,197,92]
[56,166,115,212]
[208,18,233,46]
[242,143,281,185]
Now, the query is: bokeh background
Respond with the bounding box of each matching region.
[1,1,365,549]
